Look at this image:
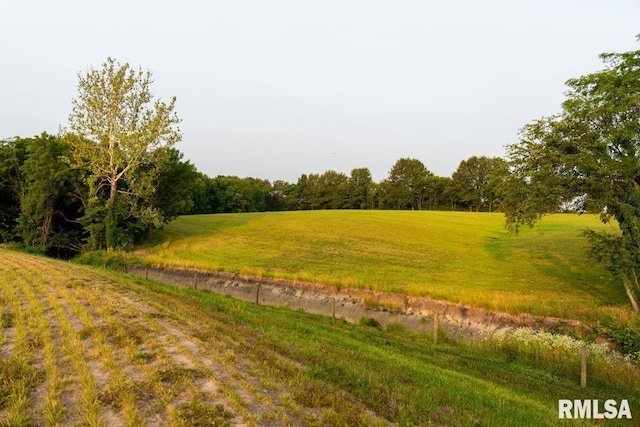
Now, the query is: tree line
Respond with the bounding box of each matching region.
[0,128,511,257]
[189,156,509,213]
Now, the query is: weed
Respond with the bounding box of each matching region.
[1,311,14,328]
[0,358,43,409]
[157,367,205,384]
[359,317,383,329]
[174,395,234,427]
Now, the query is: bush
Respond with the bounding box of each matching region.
[359,317,383,329]
[72,250,140,271]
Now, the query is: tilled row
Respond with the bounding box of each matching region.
[0,252,386,426]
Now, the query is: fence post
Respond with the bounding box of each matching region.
[145,267,148,279]
[403,295,409,312]
[256,283,261,305]
[581,346,587,389]
[433,313,439,345]
[194,273,198,290]
[331,297,336,322]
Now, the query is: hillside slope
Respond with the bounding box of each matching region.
[2,249,638,426]
[135,211,626,319]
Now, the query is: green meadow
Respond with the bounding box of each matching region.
[135,211,627,320]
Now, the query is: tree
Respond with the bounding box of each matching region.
[450,156,508,212]
[65,58,181,250]
[19,133,85,255]
[385,158,432,210]
[505,39,640,311]
[0,137,28,242]
[422,175,450,210]
[347,168,373,209]
[153,148,198,221]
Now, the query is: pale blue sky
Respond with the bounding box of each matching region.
[1,1,639,182]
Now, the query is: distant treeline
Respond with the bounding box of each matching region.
[1,133,510,257]
[191,156,509,214]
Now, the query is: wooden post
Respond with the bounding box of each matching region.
[194,273,198,290]
[433,313,439,345]
[145,267,148,280]
[331,297,336,321]
[403,295,409,312]
[581,346,587,389]
[256,283,261,305]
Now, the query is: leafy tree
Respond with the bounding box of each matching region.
[385,158,432,210]
[317,170,350,209]
[289,174,311,210]
[65,57,181,250]
[423,175,451,210]
[153,148,198,220]
[269,180,290,211]
[19,133,85,255]
[450,156,508,212]
[505,39,640,310]
[0,137,28,242]
[347,168,373,209]
[190,173,216,214]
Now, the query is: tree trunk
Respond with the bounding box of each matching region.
[105,179,118,251]
[632,267,640,293]
[41,203,54,251]
[623,280,640,312]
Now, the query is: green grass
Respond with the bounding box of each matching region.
[3,249,638,426]
[135,210,626,319]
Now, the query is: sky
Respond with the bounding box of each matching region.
[1,1,639,183]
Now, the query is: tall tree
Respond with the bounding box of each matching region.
[0,137,28,242]
[347,168,373,209]
[450,156,508,212]
[422,175,450,210]
[19,133,85,255]
[152,148,198,221]
[505,39,640,310]
[385,158,432,210]
[65,58,181,250]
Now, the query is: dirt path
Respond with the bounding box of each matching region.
[130,265,585,340]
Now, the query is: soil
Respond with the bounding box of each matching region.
[129,265,586,341]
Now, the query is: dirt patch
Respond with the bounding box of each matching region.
[129,266,585,340]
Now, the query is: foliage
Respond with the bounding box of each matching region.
[449,156,509,212]
[65,57,181,250]
[504,39,640,310]
[191,175,275,214]
[18,133,85,256]
[358,316,383,329]
[0,137,28,242]
[152,148,199,220]
[72,250,140,271]
[383,157,432,209]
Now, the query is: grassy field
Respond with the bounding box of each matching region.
[1,249,638,426]
[135,210,626,320]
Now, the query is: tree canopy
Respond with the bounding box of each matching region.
[65,58,182,250]
[504,40,640,310]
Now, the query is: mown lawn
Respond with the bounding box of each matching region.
[1,249,638,426]
[135,210,626,319]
